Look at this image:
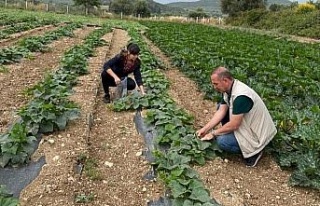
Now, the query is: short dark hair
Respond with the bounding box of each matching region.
[127,43,140,55]
[213,66,233,80]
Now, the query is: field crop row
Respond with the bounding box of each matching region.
[140,20,320,190]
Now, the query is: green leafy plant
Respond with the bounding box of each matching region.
[74,192,94,203]
[18,99,80,135]
[0,123,36,167]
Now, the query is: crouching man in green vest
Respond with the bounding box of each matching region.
[197,66,277,167]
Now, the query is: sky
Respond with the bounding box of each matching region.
[153,0,308,4]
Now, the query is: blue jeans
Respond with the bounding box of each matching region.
[216,133,241,154]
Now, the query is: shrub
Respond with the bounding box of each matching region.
[245,9,268,26]
[296,3,316,13]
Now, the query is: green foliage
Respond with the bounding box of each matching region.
[61,47,90,75]
[221,0,267,17]
[74,192,94,203]
[0,23,79,66]
[171,134,221,165]
[0,46,29,65]
[188,8,209,19]
[295,2,317,13]
[236,9,269,26]
[0,197,19,206]
[0,123,36,167]
[140,20,320,190]
[84,158,102,180]
[134,0,151,17]
[0,20,57,41]
[227,8,320,38]
[109,0,134,15]
[0,186,18,206]
[18,98,80,135]
[269,3,288,11]
[111,24,220,204]
[72,0,101,8]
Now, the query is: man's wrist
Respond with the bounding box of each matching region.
[211,130,217,138]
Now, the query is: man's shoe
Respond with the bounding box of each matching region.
[103,95,110,103]
[245,151,263,167]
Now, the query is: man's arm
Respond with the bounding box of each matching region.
[214,114,243,135]
[197,103,228,137]
[202,95,253,140]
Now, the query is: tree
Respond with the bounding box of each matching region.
[109,0,134,15]
[134,0,151,17]
[188,8,209,19]
[221,0,266,17]
[73,0,101,10]
[32,0,42,5]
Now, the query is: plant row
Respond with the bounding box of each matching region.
[0,8,106,26]
[0,19,59,40]
[0,22,83,66]
[111,21,221,206]
[0,21,112,206]
[0,23,112,168]
[0,10,41,26]
[140,20,320,190]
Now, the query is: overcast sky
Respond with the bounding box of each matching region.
[153,0,307,4]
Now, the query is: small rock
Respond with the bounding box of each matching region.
[136,151,143,156]
[245,193,251,199]
[104,161,114,167]
[67,176,74,182]
[53,156,60,161]
[48,139,55,144]
[234,179,240,183]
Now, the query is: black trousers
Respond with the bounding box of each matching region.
[101,71,136,96]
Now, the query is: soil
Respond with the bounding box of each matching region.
[1,25,319,206]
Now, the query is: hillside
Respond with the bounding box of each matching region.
[34,0,292,16]
[167,0,292,15]
[40,0,186,15]
[168,0,220,15]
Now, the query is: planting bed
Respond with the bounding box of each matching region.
[0,20,319,206]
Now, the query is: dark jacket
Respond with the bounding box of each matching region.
[102,54,143,86]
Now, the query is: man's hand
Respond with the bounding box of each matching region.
[196,128,206,137]
[201,132,215,141]
[200,130,217,141]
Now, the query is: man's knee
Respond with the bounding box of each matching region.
[216,136,227,150]
[216,135,241,153]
